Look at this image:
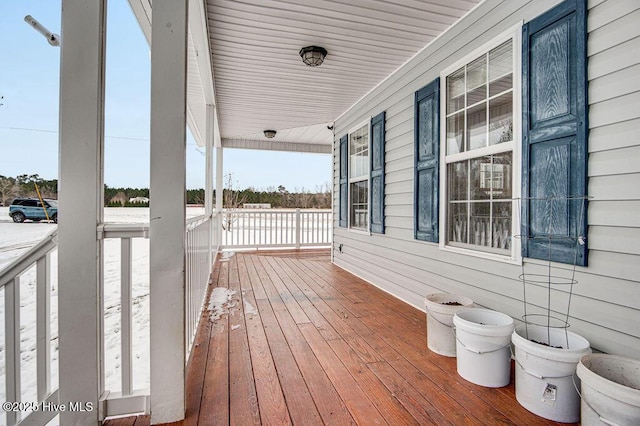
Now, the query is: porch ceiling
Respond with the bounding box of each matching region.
[130,0,481,152]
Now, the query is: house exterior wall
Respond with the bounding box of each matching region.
[332,0,640,358]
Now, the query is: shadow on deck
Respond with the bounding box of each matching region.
[107,249,575,425]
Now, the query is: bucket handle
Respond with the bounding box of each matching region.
[425,306,453,329]
[453,326,511,355]
[571,373,622,426]
[514,357,576,380]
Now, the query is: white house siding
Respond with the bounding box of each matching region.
[332,0,640,358]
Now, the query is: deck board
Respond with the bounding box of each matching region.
[227,256,261,426]
[237,255,291,425]
[106,249,576,426]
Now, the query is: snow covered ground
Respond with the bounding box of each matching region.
[0,206,205,420]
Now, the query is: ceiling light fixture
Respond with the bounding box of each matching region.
[264,130,277,139]
[299,46,327,67]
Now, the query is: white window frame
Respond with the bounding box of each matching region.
[348,119,371,233]
[439,24,523,264]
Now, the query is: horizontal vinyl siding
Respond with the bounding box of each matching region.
[333,0,640,359]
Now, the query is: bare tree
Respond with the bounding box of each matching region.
[314,182,331,209]
[293,186,311,208]
[222,173,248,231]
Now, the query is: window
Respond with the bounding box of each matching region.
[349,123,369,230]
[442,37,517,256]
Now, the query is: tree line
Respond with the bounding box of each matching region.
[0,174,331,209]
[0,174,58,206]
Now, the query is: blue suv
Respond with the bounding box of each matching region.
[9,198,58,223]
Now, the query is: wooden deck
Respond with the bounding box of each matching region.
[107,249,576,425]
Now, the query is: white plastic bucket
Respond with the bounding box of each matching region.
[424,293,474,357]
[453,308,514,387]
[577,354,640,426]
[512,324,591,423]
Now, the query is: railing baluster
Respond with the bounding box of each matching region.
[121,238,133,397]
[5,277,21,426]
[36,254,51,401]
[286,212,290,244]
[295,209,301,249]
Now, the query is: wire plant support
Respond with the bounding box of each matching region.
[514,195,590,349]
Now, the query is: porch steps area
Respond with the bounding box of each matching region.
[108,249,575,425]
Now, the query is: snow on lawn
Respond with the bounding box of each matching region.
[0,206,205,410]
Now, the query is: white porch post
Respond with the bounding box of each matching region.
[205,105,215,216]
[215,146,223,246]
[215,146,223,213]
[149,0,188,423]
[58,0,106,424]
[205,104,215,264]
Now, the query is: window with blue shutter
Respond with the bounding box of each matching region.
[338,134,348,227]
[415,78,440,242]
[370,111,386,234]
[522,0,588,266]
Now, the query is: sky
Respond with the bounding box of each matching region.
[0,0,331,191]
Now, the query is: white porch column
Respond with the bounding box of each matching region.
[58,0,106,424]
[149,0,188,423]
[215,146,223,212]
[205,105,215,216]
[205,104,215,265]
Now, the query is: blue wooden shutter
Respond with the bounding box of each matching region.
[370,111,386,234]
[339,134,348,228]
[522,0,588,265]
[414,78,440,242]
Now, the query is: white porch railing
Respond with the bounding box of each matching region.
[98,223,151,418]
[221,209,332,249]
[185,213,217,354]
[0,229,59,426]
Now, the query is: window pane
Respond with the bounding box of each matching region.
[467,103,486,151]
[492,202,512,250]
[489,92,513,145]
[349,125,369,179]
[489,40,512,81]
[489,41,512,97]
[490,74,512,97]
[447,161,468,201]
[470,202,491,247]
[350,181,368,230]
[492,152,512,199]
[447,68,465,114]
[466,56,487,105]
[446,112,465,154]
[448,202,467,244]
[470,158,491,200]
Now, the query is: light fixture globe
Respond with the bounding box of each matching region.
[299,46,327,67]
[263,129,277,139]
